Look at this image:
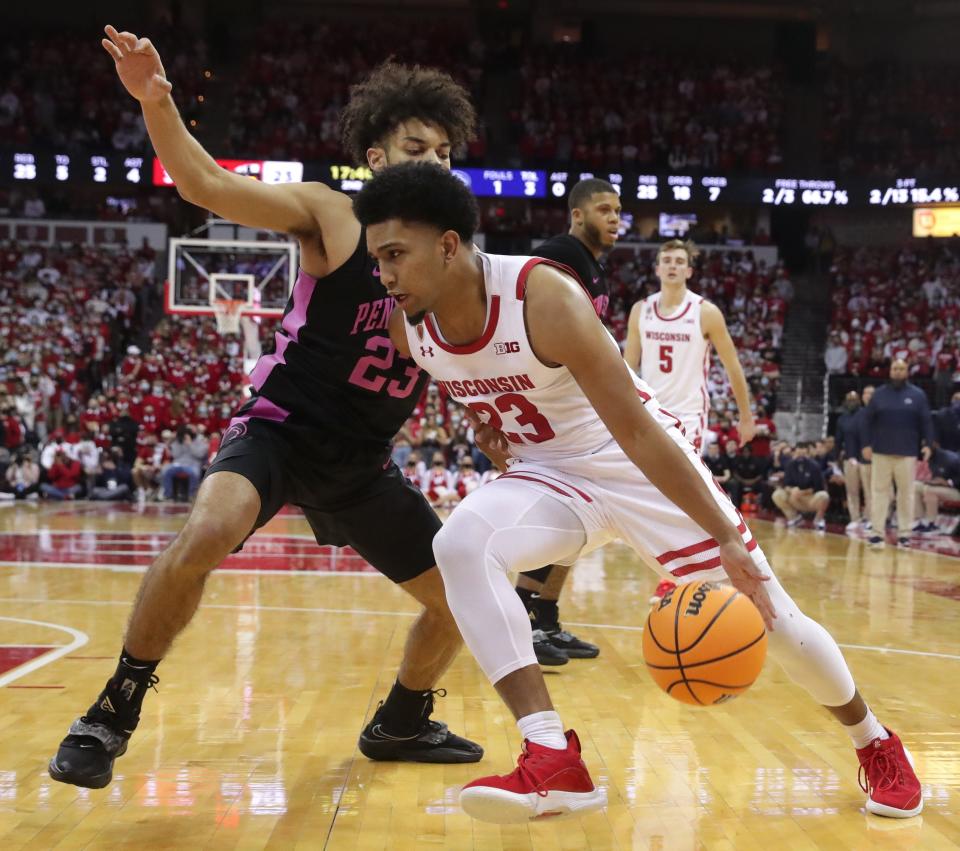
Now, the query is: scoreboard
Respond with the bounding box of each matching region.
[10,151,148,185]
[3,148,959,209]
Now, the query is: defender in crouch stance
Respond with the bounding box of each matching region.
[48,27,482,791]
[354,162,922,824]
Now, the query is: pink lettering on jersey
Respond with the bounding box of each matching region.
[351,297,396,335]
[350,303,370,335]
[364,300,383,331]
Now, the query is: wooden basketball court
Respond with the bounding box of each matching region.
[0,502,957,849]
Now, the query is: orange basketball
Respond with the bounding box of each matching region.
[642,581,767,706]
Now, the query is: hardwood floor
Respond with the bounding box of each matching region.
[0,502,956,849]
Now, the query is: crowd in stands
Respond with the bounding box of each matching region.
[7,22,960,181]
[0,185,187,230]
[3,232,958,544]
[509,48,785,172]
[3,25,788,172]
[0,240,282,503]
[0,241,155,408]
[0,27,207,151]
[824,244,960,405]
[226,21,487,163]
[820,60,960,176]
[0,312,277,503]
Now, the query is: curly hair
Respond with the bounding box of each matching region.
[353,162,479,242]
[340,61,477,165]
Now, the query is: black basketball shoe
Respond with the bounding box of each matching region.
[359,689,483,763]
[49,673,158,789]
[533,628,569,665]
[48,717,130,789]
[543,626,599,659]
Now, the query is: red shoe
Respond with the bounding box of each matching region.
[649,579,677,606]
[857,728,923,818]
[459,730,606,823]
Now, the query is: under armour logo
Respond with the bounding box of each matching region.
[420,346,435,357]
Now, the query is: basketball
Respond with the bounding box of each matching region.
[642,581,767,706]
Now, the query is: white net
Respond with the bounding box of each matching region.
[213,299,244,336]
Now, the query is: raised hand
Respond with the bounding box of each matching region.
[101,25,172,103]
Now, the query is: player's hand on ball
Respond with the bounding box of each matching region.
[719,539,776,631]
[464,409,513,471]
[102,25,173,103]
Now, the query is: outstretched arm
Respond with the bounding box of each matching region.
[525,267,775,628]
[102,26,350,245]
[701,301,756,445]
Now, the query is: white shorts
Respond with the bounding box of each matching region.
[489,426,764,582]
[675,409,707,452]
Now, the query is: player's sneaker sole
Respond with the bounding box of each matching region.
[459,785,607,823]
[865,746,924,818]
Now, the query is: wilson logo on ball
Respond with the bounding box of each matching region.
[684,583,713,616]
[642,581,767,707]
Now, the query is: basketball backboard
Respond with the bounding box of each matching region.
[166,238,297,317]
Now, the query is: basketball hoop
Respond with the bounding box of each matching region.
[213,299,244,336]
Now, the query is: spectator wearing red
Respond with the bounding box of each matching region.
[749,406,777,458]
[40,450,83,500]
[2,406,23,450]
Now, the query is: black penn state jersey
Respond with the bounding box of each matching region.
[232,231,429,449]
[533,234,609,319]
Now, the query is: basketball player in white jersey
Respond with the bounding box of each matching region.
[353,163,922,825]
[624,239,758,604]
[624,239,757,454]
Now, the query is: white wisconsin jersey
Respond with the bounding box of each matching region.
[637,290,711,417]
[405,252,679,464]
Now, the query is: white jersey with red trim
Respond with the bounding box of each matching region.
[404,252,681,465]
[637,290,711,421]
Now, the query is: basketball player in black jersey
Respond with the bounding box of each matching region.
[48,25,481,790]
[513,179,622,665]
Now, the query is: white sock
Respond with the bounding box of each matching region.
[845,708,889,750]
[517,710,566,750]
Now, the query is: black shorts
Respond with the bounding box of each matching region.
[205,418,441,583]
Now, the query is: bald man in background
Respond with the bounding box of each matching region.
[862,360,933,548]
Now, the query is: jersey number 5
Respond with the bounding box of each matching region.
[348,335,421,398]
[659,344,673,373]
[467,394,556,444]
